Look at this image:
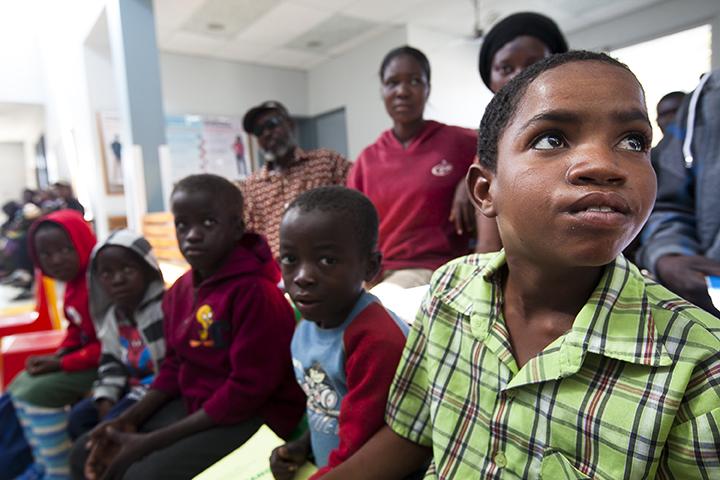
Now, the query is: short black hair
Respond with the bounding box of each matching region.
[478,50,641,171]
[285,186,378,256]
[379,45,431,83]
[657,90,685,106]
[171,174,243,214]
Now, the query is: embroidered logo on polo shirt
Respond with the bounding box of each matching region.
[431,159,453,177]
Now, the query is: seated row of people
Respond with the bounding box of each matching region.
[5,48,720,480]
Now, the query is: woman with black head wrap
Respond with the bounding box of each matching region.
[479,11,568,93]
[472,11,569,253]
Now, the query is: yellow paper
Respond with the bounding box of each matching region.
[194,425,317,480]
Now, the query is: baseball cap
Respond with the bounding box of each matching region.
[242,100,290,134]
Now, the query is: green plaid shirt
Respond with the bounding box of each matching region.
[386,251,720,479]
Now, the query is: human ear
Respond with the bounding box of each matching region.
[466,163,497,218]
[365,251,382,282]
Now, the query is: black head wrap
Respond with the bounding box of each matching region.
[478,12,568,89]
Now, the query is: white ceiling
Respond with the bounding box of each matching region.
[153,0,665,70]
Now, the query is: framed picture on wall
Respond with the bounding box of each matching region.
[97,111,124,194]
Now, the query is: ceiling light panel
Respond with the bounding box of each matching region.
[286,14,378,54]
[182,0,283,38]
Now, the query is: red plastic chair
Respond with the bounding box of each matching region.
[0,330,66,389]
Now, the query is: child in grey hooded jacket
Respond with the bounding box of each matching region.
[67,229,166,440]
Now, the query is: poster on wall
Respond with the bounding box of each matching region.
[97,111,124,194]
[166,114,251,184]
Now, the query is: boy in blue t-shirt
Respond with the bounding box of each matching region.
[270,186,409,479]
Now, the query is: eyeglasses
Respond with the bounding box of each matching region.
[253,116,283,137]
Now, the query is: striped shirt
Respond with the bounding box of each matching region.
[238,147,350,259]
[386,251,720,479]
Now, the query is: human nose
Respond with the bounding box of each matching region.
[185,226,203,243]
[395,81,411,97]
[566,145,627,186]
[293,263,316,288]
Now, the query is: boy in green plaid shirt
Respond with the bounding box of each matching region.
[324,51,720,479]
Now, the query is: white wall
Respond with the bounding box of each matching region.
[407,26,491,131]
[0,3,45,105]
[308,27,407,160]
[160,53,308,117]
[0,143,27,207]
[83,42,126,219]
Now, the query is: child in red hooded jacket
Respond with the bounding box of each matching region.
[8,209,99,479]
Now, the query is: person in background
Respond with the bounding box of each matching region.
[52,181,85,215]
[239,101,351,259]
[67,230,165,445]
[638,72,720,315]
[270,187,409,479]
[348,46,476,288]
[651,91,685,172]
[475,11,569,253]
[8,209,99,480]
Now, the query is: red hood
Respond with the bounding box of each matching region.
[28,209,97,281]
[197,233,280,287]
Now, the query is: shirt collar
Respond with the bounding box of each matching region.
[437,251,672,372]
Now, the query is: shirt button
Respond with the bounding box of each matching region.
[494,451,507,468]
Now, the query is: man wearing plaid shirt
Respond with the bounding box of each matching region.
[322,52,720,480]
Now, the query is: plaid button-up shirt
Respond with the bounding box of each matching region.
[386,251,720,479]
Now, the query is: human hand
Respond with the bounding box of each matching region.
[25,355,61,376]
[656,254,720,315]
[96,399,115,420]
[84,418,137,480]
[98,429,154,480]
[448,179,476,235]
[269,437,311,480]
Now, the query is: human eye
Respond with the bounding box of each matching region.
[280,254,296,265]
[383,78,399,88]
[531,132,567,150]
[123,266,138,275]
[410,77,424,86]
[174,219,186,230]
[98,269,111,280]
[617,133,648,152]
[319,256,337,266]
[500,64,513,75]
[203,218,217,228]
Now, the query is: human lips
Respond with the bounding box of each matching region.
[565,192,631,227]
[182,246,206,257]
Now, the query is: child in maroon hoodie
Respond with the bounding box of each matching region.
[8,209,99,479]
[81,174,305,480]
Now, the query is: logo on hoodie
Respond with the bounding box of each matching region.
[189,304,229,349]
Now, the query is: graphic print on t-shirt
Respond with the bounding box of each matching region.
[118,323,154,386]
[296,360,340,435]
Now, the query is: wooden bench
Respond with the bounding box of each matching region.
[142,212,189,285]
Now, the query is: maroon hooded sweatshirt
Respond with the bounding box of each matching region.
[28,209,99,371]
[151,233,305,438]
